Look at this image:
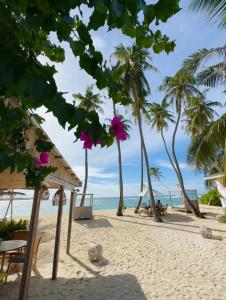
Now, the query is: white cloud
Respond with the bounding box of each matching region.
[85,182,141,198]
[73,165,117,180]
[155,159,190,170]
[92,36,106,49]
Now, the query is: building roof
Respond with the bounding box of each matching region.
[0,99,82,190]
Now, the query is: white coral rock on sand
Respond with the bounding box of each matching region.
[88,243,103,262]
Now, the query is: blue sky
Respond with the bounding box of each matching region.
[38,0,225,197]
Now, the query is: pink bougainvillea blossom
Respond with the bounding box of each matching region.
[80,131,93,149]
[35,159,42,168]
[111,116,127,141]
[40,152,49,164]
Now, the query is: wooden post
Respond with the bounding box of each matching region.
[66,190,75,255]
[52,185,64,280]
[18,189,42,300]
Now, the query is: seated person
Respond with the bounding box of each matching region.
[156,200,167,215]
[156,199,163,210]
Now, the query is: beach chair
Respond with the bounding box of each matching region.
[4,235,41,283]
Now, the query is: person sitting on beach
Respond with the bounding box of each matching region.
[156,200,167,215]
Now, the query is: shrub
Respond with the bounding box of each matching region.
[200,189,221,206]
[0,219,28,240]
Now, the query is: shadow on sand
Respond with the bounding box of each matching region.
[74,216,112,229]
[0,273,147,300]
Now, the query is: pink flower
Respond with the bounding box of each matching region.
[111,116,127,141]
[40,152,49,164]
[80,131,93,149]
[35,159,42,168]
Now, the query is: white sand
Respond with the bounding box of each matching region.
[1,205,226,300]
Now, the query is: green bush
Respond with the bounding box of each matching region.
[200,189,221,206]
[0,219,28,240]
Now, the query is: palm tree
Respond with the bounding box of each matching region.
[73,85,104,206]
[159,70,204,217]
[189,0,226,28]
[149,99,178,177]
[113,43,162,222]
[183,45,226,88]
[112,102,131,216]
[131,99,152,213]
[187,113,226,175]
[149,167,163,181]
[183,95,221,136]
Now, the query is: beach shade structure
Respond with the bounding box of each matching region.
[52,189,67,206]
[204,173,226,213]
[137,185,164,199]
[0,190,26,222]
[0,99,82,300]
[73,193,94,220]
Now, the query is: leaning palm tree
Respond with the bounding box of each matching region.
[189,0,226,28]
[159,70,204,217]
[149,99,178,177]
[73,85,104,206]
[183,95,221,136]
[113,43,162,222]
[112,102,131,216]
[131,98,152,213]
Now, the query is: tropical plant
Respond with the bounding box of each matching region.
[73,86,104,206]
[189,0,226,28]
[113,44,162,222]
[186,113,226,175]
[0,219,28,240]
[183,95,221,136]
[0,1,180,190]
[159,70,204,217]
[199,188,221,206]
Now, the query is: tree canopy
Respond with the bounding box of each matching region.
[0,0,181,188]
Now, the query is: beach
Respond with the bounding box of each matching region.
[1,205,226,300]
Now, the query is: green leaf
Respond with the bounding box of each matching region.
[77,22,93,45]
[70,40,85,56]
[88,9,106,30]
[144,4,155,24]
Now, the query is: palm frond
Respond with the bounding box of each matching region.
[186,113,226,171]
[182,45,226,73]
[189,0,226,28]
[197,61,226,87]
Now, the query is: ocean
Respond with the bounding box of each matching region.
[0,196,182,218]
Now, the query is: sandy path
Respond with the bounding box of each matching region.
[1,205,226,300]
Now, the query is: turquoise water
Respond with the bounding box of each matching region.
[0,196,181,218]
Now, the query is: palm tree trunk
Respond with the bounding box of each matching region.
[113,103,124,216]
[160,129,178,177]
[171,100,204,218]
[134,141,143,213]
[137,109,162,222]
[80,148,88,207]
